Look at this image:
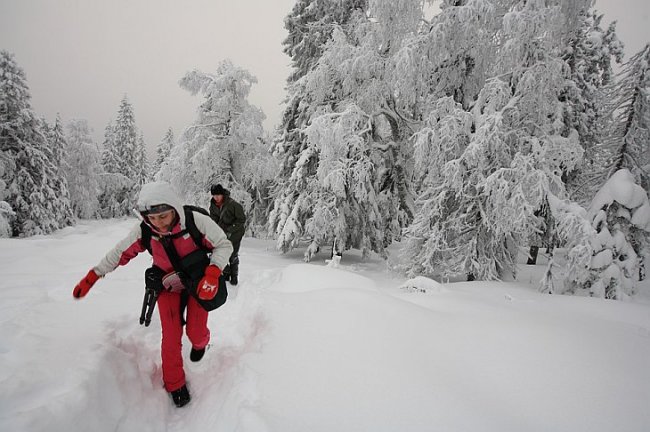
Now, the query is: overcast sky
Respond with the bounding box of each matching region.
[0,0,648,154]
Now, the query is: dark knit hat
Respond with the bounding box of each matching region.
[210,184,227,196]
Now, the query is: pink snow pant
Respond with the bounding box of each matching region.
[157,291,210,392]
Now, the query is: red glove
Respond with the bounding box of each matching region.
[198,265,221,300]
[73,269,100,299]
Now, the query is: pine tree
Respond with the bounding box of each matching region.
[152,127,174,178]
[0,51,74,236]
[159,60,269,209]
[113,95,140,180]
[135,132,148,185]
[43,114,75,227]
[270,0,419,260]
[416,0,504,110]
[604,44,650,189]
[98,116,129,218]
[101,120,120,173]
[563,9,624,205]
[64,119,101,218]
[97,96,143,217]
[283,0,368,83]
[49,115,67,173]
[0,151,15,237]
[270,0,368,254]
[579,169,650,299]
[572,44,650,287]
[402,0,592,280]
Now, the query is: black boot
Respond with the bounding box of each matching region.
[170,384,191,407]
[190,346,206,362]
[222,264,231,282]
[230,255,239,285]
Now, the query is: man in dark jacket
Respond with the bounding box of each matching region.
[209,184,246,285]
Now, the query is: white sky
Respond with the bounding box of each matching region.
[0,0,648,154]
[0,0,296,151]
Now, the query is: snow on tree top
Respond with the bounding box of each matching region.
[589,169,650,231]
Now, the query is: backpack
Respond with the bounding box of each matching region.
[140,205,210,254]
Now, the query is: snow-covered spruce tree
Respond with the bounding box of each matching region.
[270,0,421,261]
[412,0,505,111]
[113,95,140,181]
[563,8,624,205]
[0,51,74,236]
[402,0,591,280]
[578,169,650,299]
[135,132,149,185]
[578,43,650,285]
[64,119,101,218]
[101,120,119,173]
[238,132,279,237]
[402,0,511,197]
[0,151,15,237]
[159,60,269,212]
[43,115,75,227]
[152,127,174,178]
[98,119,129,217]
[604,44,650,191]
[536,194,595,294]
[269,0,369,257]
[46,115,65,167]
[283,0,368,83]
[98,96,143,217]
[97,172,133,219]
[521,5,624,264]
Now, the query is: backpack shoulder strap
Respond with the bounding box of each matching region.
[183,205,207,250]
[140,221,153,254]
[184,204,209,217]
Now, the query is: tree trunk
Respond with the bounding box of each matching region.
[527,246,539,265]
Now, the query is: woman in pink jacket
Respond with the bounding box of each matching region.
[72,182,233,407]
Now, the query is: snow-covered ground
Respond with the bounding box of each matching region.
[1,219,649,432]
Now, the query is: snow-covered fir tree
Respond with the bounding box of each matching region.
[283,0,368,83]
[519,5,624,264]
[98,96,144,217]
[569,43,650,290]
[414,0,504,110]
[159,60,270,211]
[270,0,419,260]
[112,95,141,180]
[64,119,101,218]
[152,127,174,178]
[0,151,15,237]
[97,172,133,219]
[48,115,67,174]
[603,44,650,190]
[101,120,120,173]
[580,169,650,299]
[135,132,149,185]
[563,8,624,205]
[269,0,368,256]
[42,114,75,226]
[99,136,126,218]
[0,51,74,236]
[402,0,592,280]
[99,118,127,218]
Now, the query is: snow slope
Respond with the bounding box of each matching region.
[1,219,649,431]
